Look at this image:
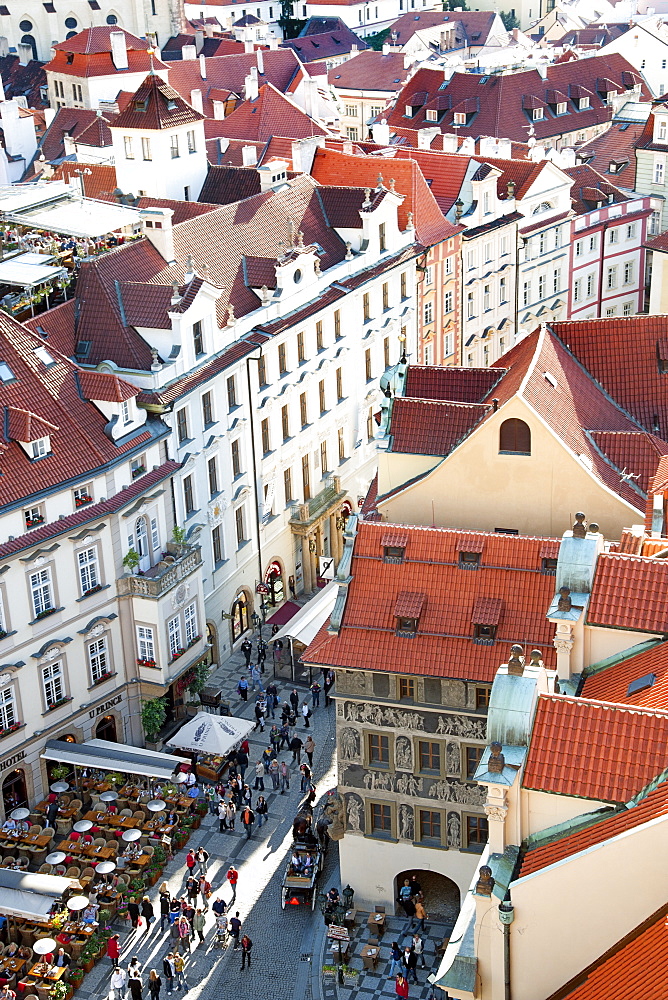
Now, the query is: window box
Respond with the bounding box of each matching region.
[74,494,93,508]
[83,583,104,597]
[170,648,187,663]
[25,515,45,528]
[131,465,146,479]
[187,635,202,649]
[0,722,23,740]
[92,671,114,687]
[0,631,6,641]
[45,696,72,713]
[137,657,157,668]
[34,607,58,622]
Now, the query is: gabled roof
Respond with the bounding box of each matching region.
[113,74,204,130]
[51,161,118,201]
[582,640,668,710]
[390,398,491,455]
[588,430,668,494]
[161,34,242,59]
[564,162,631,215]
[0,54,47,110]
[328,50,410,92]
[587,553,668,633]
[36,107,116,163]
[208,82,330,141]
[376,146,471,215]
[404,364,506,402]
[388,10,499,47]
[576,119,643,185]
[304,520,558,681]
[78,369,139,402]
[522,694,668,802]
[51,26,151,54]
[283,25,367,62]
[198,164,264,205]
[519,778,668,878]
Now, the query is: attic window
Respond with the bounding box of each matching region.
[459,550,481,569]
[405,105,413,118]
[31,436,51,459]
[627,673,656,696]
[0,360,16,382]
[543,371,557,388]
[425,109,438,122]
[556,101,567,115]
[134,97,149,112]
[541,557,558,575]
[396,616,418,636]
[33,345,55,366]
[166,99,178,111]
[532,107,544,121]
[75,341,91,359]
[579,96,590,109]
[394,591,425,636]
[473,623,496,644]
[453,112,466,124]
[384,545,405,563]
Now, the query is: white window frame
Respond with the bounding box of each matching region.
[42,660,64,707]
[424,301,433,325]
[31,437,49,458]
[606,265,617,290]
[88,636,109,684]
[654,156,665,185]
[168,615,182,658]
[444,290,453,313]
[30,568,53,618]
[184,602,199,646]
[0,686,17,730]
[150,516,160,552]
[77,546,99,595]
[124,136,134,159]
[137,625,155,663]
[624,261,634,285]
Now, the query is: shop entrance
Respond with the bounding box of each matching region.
[264,561,285,606]
[394,868,461,927]
[230,591,250,644]
[95,716,117,742]
[2,768,27,813]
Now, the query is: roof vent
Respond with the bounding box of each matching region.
[572,512,587,538]
[557,587,572,612]
[627,673,656,696]
[475,866,495,897]
[487,742,505,773]
[543,371,557,388]
[507,643,525,676]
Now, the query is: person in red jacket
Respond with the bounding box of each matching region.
[226,865,238,903]
[395,973,409,998]
[107,933,120,967]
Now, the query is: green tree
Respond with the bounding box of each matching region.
[443,0,469,10]
[500,9,520,28]
[366,27,391,50]
[141,697,167,743]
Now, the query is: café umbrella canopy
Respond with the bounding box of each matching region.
[50,782,69,793]
[147,800,166,812]
[45,852,66,866]
[10,808,30,821]
[33,938,57,955]
[95,861,116,875]
[73,821,93,833]
[166,712,253,757]
[122,829,141,843]
[100,791,118,802]
[67,895,89,912]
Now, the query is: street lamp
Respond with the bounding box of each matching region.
[342,885,355,911]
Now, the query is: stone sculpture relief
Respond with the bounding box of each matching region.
[399,804,414,841]
[338,670,368,695]
[436,715,487,740]
[346,793,364,833]
[339,727,361,761]
[342,701,486,740]
[395,736,413,771]
[427,779,487,805]
[446,742,461,776]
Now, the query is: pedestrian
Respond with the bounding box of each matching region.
[236,749,249,781]
[412,933,425,969]
[254,700,266,732]
[388,942,402,977]
[128,896,140,930]
[218,799,227,833]
[241,638,252,667]
[162,955,175,996]
[148,970,161,1000]
[177,915,191,952]
[256,795,268,828]
[310,680,321,708]
[128,969,142,1000]
[237,676,248,702]
[301,701,311,728]
[265,681,278,718]
[251,665,264,692]
[240,935,253,970]
[110,964,126,1000]
[299,763,311,793]
[402,946,418,984]
[141,896,154,935]
[226,800,236,831]
[262,745,274,768]
[269,757,280,790]
[279,723,290,751]
[198,873,211,909]
[226,865,238,902]
[241,804,255,839]
[290,734,303,765]
[279,760,290,794]
[207,785,219,816]
[186,876,198,905]
[414,898,427,933]
[107,932,120,966]
[212,896,227,919]
[254,760,265,791]
[304,734,315,767]
[228,912,241,950]
[241,783,252,807]
[289,689,299,714]
[280,702,291,724]
[128,957,141,978]
[193,908,205,945]
[395,973,409,999]
[185,849,196,877]
[257,639,267,668]
[169,916,180,950]
[196,846,209,874]
[324,670,334,707]
[271,638,283,671]
[173,953,186,990]
[160,891,171,932]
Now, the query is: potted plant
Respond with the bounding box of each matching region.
[51,977,73,1000]
[50,764,70,782]
[67,966,84,990]
[122,548,140,574]
[321,965,337,982]
[342,966,359,986]
[80,946,95,974]
[141,697,166,745]
[171,524,187,555]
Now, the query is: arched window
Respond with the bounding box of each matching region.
[533,201,553,214]
[96,716,117,742]
[20,34,37,59]
[106,12,118,23]
[499,418,531,455]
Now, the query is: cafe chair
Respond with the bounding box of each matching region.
[41,827,55,840]
[36,984,52,1000]
[105,840,119,852]
[3,856,15,867]
[65,867,81,879]
[69,799,82,812]
[37,865,52,874]
[28,826,41,835]
[53,865,66,876]
[81,867,95,879]
[92,838,106,848]
[55,819,70,838]
[119,809,132,819]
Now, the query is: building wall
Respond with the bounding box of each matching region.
[648,248,668,312]
[635,148,668,232]
[184,0,281,35]
[416,236,460,366]
[48,68,169,111]
[111,119,208,201]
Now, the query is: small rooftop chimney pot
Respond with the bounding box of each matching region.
[572,512,587,538]
[507,644,524,676]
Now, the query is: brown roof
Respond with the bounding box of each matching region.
[388,10,499,46]
[51,26,152,54]
[113,74,204,130]
[328,49,410,92]
[37,108,116,163]
[587,553,668,633]
[582,640,668,711]
[78,370,138,402]
[404,364,505,401]
[565,162,631,215]
[577,119,643,185]
[51,161,118,201]
[284,25,368,62]
[390,398,490,455]
[208,82,330,141]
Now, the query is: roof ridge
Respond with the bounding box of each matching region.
[399,397,491,410]
[539,691,668,717]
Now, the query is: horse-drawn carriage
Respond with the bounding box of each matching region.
[280,805,329,910]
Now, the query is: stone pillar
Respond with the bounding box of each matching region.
[301,535,312,593]
[553,622,574,679]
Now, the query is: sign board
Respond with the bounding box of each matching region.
[327,925,349,941]
[318,556,335,580]
[255,583,269,595]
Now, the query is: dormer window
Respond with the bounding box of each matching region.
[134,97,149,112]
[121,400,132,425]
[382,532,408,563]
[459,550,481,569]
[659,119,667,141]
[394,591,425,636]
[454,112,466,125]
[541,557,558,574]
[0,360,16,382]
[473,623,496,643]
[533,107,544,121]
[405,105,413,117]
[471,596,502,644]
[166,99,177,111]
[31,436,50,459]
[396,616,418,636]
[579,96,590,109]
[425,108,438,122]
[556,101,567,115]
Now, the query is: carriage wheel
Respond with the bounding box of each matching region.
[281,887,287,909]
[311,890,317,911]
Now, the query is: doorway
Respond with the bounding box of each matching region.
[2,769,27,813]
[96,716,117,742]
[394,868,461,926]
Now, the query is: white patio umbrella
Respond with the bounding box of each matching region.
[166,713,253,757]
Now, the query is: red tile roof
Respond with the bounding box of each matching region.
[523,694,668,802]
[37,108,116,163]
[209,82,330,141]
[564,162,631,215]
[550,903,668,1000]
[78,369,139,403]
[51,161,118,201]
[388,10,499,46]
[382,146,471,215]
[44,48,168,79]
[582,641,668,711]
[328,50,410,92]
[113,74,204,130]
[51,26,152,54]
[519,779,668,878]
[589,430,668,494]
[404,364,505,402]
[199,164,263,205]
[24,300,76,358]
[390,397,490,455]
[136,196,219,225]
[587,553,668,633]
[577,120,643,186]
[551,317,668,440]
[0,54,47,110]
[284,25,368,62]
[304,520,558,681]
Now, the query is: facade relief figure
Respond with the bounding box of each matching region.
[321,790,346,841]
[396,772,422,796]
[399,804,414,841]
[395,735,413,770]
[447,811,461,848]
[363,771,396,792]
[340,727,361,761]
[339,670,368,695]
[346,794,364,833]
[446,742,461,775]
[437,714,487,740]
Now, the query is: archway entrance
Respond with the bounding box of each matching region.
[2,769,27,813]
[264,561,284,606]
[96,716,117,742]
[205,622,218,666]
[394,869,461,927]
[230,591,250,643]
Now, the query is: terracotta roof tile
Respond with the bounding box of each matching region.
[577,120,643,186]
[328,49,410,92]
[587,553,668,633]
[113,74,204,130]
[51,161,117,200]
[137,196,219,225]
[51,26,152,54]
[37,107,117,163]
[390,397,491,455]
[199,164,262,205]
[471,596,503,625]
[304,520,558,681]
[583,641,668,711]
[388,10,498,46]
[615,528,643,555]
[523,694,668,802]
[6,406,58,442]
[284,25,367,62]
[404,364,506,402]
[589,430,668,493]
[78,370,138,402]
[394,591,426,617]
[360,472,380,520]
[44,47,168,80]
[0,54,47,110]
[519,779,668,878]
[202,82,329,141]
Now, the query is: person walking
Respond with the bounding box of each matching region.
[186,876,199,906]
[304,735,315,767]
[211,896,227,920]
[141,896,154,935]
[301,701,311,728]
[196,846,209,874]
[193,908,205,945]
[254,760,265,791]
[265,681,278,718]
[278,723,290,751]
[226,865,239,902]
[388,942,403,978]
[169,915,180,951]
[177,915,191,952]
[240,935,253,970]
[241,783,253,807]
[290,734,303,765]
[185,849,196,878]
[128,969,142,1000]
[226,800,236,831]
[207,786,219,816]
[414,898,427,933]
[402,946,418,984]
[241,804,255,839]
[236,749,249,782]
[228,912,242,950]
[395,973,409,999]
[269,757,280,791]
[412,933,426,969]
[173,953,186,990]
[241,638,252,667]
[300,763,312,793]
[289,689,299,714]
[218,798,227,833]
[110,964,126,1000]
[159,891,171,933]
[256,795,268,829]
[279,760,290,794]
[257,638,267,670]
[198,873,211,909]
[127,896,140,930]
[107,932,120,966]
[128,957,141,979]
[237,676,248,702]
[254,700,266,733]
[148,970,161,1000]
[250,665,264,692]
[324,670,335,707]
[162,956,175,996]
[310,680,321,708]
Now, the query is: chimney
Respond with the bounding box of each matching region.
[190,88,203,114]
[442,132,458,152]
[0,37,8,58]
[507,644,525,676]
[418,126,439,149]
[63,133,76,156]
[382,42,391,54]
[242,144,258,166]
[487,742,505,774]
[199,53,207,78]
[290,135,322,174]
[244,38,254,53]
[205,22,213,37]
[372,119,390,145]
[572,512,587,538]
[182,43,196,60]
[244,66,258,101]
[195,28,204,53]
[218,137,229,156]
[269,35,279,49]
[256,47,264,74]
[110,30,128,71]
[212,100,225,119]
[342,139,353,154]
[141,207,175,264]
[17,42,32,66]
[351,43,358,54]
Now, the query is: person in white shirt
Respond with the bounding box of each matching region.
[110,966,127,1000]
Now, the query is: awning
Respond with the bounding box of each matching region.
[266,600,301,628]
[0,252,65,287]
[41,739,189,780]
[0,869,75,920]
[271,581,337,646]
[166,713,254,757]
[0,889,55,920]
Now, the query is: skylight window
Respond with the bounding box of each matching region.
[0,360,15,382]
[627,673,656,696]
[33,346,55,366]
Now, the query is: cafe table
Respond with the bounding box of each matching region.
[56,841,115,861]
[366,911,386,935]
[0,957,27,976]
[361,944,379,970]
[83,811,140,829]
[33,802,79,820]
[0,832,51,848]
[27,963,68,983]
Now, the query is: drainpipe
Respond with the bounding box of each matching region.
[596,219,610,319]
[499,900,514,1000]
[245,347,265,594]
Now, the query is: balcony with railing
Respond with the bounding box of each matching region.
[118,544,203,599]
[289,476,347,529]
